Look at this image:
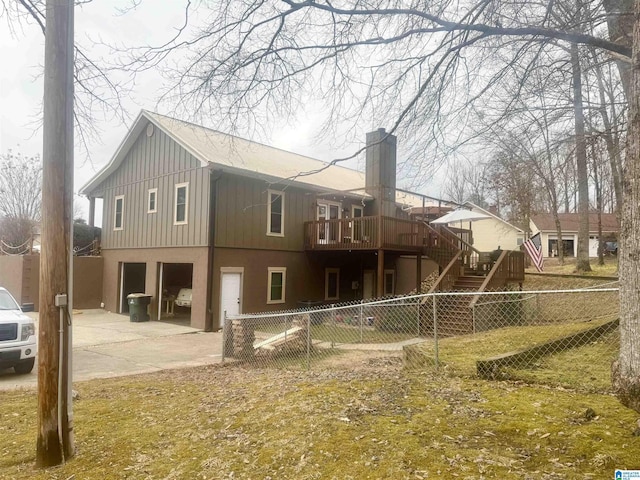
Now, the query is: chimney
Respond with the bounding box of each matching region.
[365,128,397,216]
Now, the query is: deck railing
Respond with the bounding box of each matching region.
[304,216,431,251]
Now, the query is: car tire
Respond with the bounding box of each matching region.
[14,357,35,375]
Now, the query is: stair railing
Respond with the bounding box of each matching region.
[468,249,511,309]
[441,225,481,256]
[423,223,462,265]
[427,249,463,294]
[440,225,482,269]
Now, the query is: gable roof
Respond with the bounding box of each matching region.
[81,110,369,197]
[531,213,619,233]
[464,202,525,233]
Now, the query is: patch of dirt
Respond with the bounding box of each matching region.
[316,350,403,371]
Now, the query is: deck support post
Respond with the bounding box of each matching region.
[416,252,422,294]
[377,249,384,298]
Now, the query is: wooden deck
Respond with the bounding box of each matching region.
[304,216,434,252]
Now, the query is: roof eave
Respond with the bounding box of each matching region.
[464,201,525,233]
[80,110,211,197]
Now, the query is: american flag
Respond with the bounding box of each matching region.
[524,233,544,272]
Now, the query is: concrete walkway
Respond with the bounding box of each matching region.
[0,309,223,390]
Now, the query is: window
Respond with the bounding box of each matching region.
[325,268,340,300]
[114,195,124,230]
[384,269,395,296]
[267,267,286,304]
[267,190,284,236]
[148,188,158,214]
[174,183,189,225]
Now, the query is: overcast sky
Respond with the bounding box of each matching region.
[0,2,442,225]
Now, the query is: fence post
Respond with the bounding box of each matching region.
[331,304,336,348]
[306,313,311,370]
[433,295,439,369]
[472,304,476,333]
[359,301,364,343]
[284,314,288,342]
[416,299,420,337]
[221,310,228,363]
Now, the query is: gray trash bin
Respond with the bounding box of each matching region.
[127,293,151,322]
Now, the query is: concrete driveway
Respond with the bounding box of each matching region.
[0,309,223,390]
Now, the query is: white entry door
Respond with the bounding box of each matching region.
[317,202,341,243]
[220,271,242,327]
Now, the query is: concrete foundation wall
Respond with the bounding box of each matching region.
[102,247,210,330]
[395,256,439,294]
[212,248,321,329]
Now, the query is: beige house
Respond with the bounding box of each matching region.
[430,202,525,252]
[530,213,619,257]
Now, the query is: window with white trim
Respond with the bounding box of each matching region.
[174,182,189,225]
[325,268,340,300]
[114,195,124,231]
[267,190,284,236]
[148,188,158,214]
[267,267,286,304]
[383,269,395,296]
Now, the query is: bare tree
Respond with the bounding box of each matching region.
[0,0,131,164]
[587,47,626,210]
[486,142,543,232]
[442,159,490,206]
[0,150,41,251]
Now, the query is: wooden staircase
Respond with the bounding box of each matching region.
[430,275,484,336]
[420,224,525,337]
[433,295,474,337]
[452,275,486,292]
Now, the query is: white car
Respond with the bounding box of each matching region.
[175,288,192,308]
[0,287,36,374]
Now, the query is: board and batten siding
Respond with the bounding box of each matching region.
[97,123,210,249]
[214,174,315,251]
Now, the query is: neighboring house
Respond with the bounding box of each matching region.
[461,202,525,252]
[530,213,619,257]
[81,111,450,330]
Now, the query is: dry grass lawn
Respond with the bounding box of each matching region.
[1,273,635,479]
[2,355,639,480]
[526,256,618,277]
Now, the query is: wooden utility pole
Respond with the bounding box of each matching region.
[36,0,74,467]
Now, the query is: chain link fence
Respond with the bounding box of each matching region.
[223,287,619,391]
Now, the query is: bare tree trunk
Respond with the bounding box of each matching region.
[553,219,564,264]
[591,50,624,211]
[590,142,606,265]
[571,43,592,272]
[602,0,634,99]
[613,0,640,413]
